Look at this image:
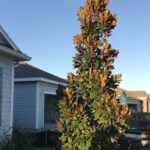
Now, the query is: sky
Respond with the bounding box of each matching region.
[0,0,150,93]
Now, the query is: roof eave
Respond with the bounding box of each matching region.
[127,97,143,101]
[14,77,67,86]
[0,45,31,61]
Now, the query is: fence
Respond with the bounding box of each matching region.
[127,113,150,131]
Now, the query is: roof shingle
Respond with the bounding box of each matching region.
[15,63,67,84]
[125,91,149,98]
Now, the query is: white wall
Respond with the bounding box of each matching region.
[0,55,13,135]
[119,93,127,104]
[36,81,58,129]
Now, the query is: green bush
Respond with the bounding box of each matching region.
[0,128,35,150]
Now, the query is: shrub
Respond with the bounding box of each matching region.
[0,128,35,150]
[34,130,60,149]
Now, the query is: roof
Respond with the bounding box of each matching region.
[15,63,68,84]
[117,88,149,99]
[116,88,126,95]
[0,25,31,61]
[125,91,149,98]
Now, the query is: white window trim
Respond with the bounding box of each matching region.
[15,77,67,86]
[10,63,14,134]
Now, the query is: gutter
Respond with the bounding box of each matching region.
[0,45,31,61]
[14,77,67,86]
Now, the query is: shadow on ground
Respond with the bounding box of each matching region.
[119,137,150,150]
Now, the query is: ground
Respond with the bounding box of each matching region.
[33,148,53,150]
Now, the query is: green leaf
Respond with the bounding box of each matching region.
[61,134,66,142]
[79,124,83,130]
[68,137,72,143]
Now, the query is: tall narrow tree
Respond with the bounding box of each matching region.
[57,0,130,149]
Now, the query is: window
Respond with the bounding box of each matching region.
[44,94,59,124]
[128,104,138,113]
[0,68,2,125]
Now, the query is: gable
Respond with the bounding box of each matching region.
[0,26,19,51]
[0,32,10,47]
[117,88,126,96]
[0,26,31,61]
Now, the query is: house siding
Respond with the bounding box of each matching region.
[127,98,142,112]
[0,68,3,125]
[119,93,127,104]
[14,82,36,128]
[36,81,58,129]
[0,55,13,134]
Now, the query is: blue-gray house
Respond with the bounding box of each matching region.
[14,63,67,131]
[0,26,30,136]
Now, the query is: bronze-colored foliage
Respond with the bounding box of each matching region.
[57,0,130,149]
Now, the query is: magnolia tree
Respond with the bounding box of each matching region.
[57,0,130,149]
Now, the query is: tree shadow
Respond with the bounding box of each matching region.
[119,137,150,150]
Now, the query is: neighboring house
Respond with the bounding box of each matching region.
[117,88,127,104]
[0,26,30,135]
[118,88,150,113]
[14,63,67,131]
